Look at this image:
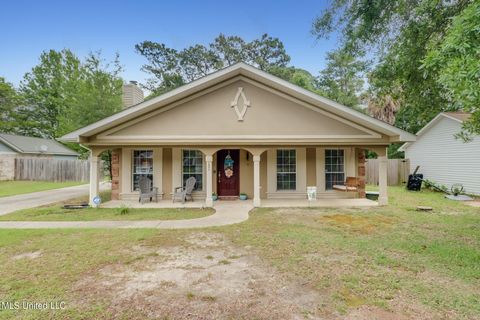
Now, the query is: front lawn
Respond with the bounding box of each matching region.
[0,205,214,221]
[0,180,85,197]
[0,187,478,319]
[219,187,480,318]
[0,189,214,221]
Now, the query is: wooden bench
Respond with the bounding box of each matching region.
[332,177,360,193]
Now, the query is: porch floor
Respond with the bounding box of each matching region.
[102,198,377,209]
[102,200,206,209]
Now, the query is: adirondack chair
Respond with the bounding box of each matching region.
[173,176,196,203]
[138,176,158,204]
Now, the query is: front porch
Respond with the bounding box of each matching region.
[88,145,389,208]
[101,198,378,209]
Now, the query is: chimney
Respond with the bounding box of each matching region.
[122,81,144,109]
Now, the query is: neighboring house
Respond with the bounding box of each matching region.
[399,112,480,195]
[61,63,415,206]
[0,133,79,180]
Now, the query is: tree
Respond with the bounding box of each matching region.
[267,66,318,93]
[422,1,480,139]
[0,77,23,134]
[136,33,290,96]
[19,49,123,140]
[19,50,82,138]
[316,50,366,108]
[312,0,472,134]
[65,52,123,135]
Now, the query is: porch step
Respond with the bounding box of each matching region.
[218,196,239,201]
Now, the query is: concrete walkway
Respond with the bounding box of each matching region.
[0,200,253,229]
[0,182,110,216]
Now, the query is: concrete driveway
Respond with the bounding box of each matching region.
[0,182,110,216]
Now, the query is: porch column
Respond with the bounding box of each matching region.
[378,148,388,205]
[205,155,213,207]
[89,154,100,207]
[253,155,261,207]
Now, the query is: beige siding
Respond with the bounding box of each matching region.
[120,147,163,200]
[316,147,357,199]
[162,148,172,199]
[306,148,316,186]
[106,80,380,140]
[115,145,365,201]
[260,152,268,199]
[239,149,254,198]
[405,117,480,195]
[266,147,307,199]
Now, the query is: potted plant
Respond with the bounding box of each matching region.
[239,193,248,200]
[212,192,218,201]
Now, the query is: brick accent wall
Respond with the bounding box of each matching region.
[111,149,121,200]
[356,148,366,198]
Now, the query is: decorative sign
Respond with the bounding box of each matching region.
[224,154,234,178]
[230,87,251,121]
[92,196,102,206]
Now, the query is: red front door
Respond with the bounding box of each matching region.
[217,149,240,197]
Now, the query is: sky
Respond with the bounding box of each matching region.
[0,0,340,87]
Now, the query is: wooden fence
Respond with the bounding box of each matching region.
[365,158,410,186]
[14,158,94,182]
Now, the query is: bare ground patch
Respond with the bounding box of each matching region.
[73,232,323,319]
[11,250,42,260]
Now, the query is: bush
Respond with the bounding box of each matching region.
[422,179,448,193]
[117,205,130,215]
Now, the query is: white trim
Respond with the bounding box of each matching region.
[230,87,251,121]
[180,148,205,192]
[60,63,415,142]
[97,135,379,141]
[324,148,346,191]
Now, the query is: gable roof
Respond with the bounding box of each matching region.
[442,112,471,122]
[0,133,79,156]
[60,62,415,143]
[398,112,472,151]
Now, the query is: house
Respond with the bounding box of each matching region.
[60,63,415,207]
[399,112,480,195]
[0,133,79,180]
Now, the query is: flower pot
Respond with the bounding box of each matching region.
[212,195,218,201]
[239,194,247,200]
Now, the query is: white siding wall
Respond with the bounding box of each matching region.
[405,117,480,195]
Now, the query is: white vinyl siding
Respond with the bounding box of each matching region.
[405,117,480,195]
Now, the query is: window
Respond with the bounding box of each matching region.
[132,150,153,191]
[182,150,203,191]
[325,149,345,190]
[277,149,296,190]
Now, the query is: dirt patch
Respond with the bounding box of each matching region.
[344,305,409,320]
[465,201,480,208]
[74,232,322,319]
[11,250,42,260]
[322,214,396,234]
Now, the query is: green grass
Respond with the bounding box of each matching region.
[0,205,214,221]
[0,180,85,197]
[0,187,478,319]
[218,186,480,318]
[0,189,214,221]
